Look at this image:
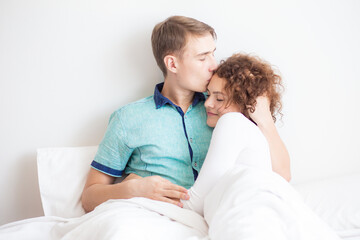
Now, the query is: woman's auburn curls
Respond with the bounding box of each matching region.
[215,53,284,122]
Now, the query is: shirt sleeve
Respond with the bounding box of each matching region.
[91,110,133,177]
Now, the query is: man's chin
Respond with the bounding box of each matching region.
[194,84,208,93]
[194,88,206,93]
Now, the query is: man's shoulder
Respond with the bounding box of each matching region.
[115,95,154,113]
[109,95,155,123]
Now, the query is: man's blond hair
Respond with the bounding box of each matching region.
[151,16,216,77]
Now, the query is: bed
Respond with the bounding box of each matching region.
[0,146,359,239]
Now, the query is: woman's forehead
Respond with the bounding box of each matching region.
[208,75,226,92]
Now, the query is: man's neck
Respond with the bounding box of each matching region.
[161,77,195,113]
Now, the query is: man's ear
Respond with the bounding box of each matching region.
[164,55,178,74]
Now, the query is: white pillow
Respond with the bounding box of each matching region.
[37,146,98,218]
[293,173,360,237]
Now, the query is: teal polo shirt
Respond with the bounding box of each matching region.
[91,83,213,189]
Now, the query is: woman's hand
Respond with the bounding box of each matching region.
[248,95,273,127]
[248,95,291,182]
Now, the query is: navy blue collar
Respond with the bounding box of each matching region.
[154,82,205,109]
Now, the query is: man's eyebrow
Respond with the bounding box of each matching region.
[197,47,216,57]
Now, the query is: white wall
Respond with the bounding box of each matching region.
[0,0,359,225]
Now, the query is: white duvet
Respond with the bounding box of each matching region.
[0,166,341,240]
[204,166,341,240]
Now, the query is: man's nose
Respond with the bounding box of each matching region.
[209,56,218,72]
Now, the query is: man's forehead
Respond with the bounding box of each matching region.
[184,34,216,55]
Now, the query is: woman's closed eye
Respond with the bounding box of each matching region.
[206,90,224,102]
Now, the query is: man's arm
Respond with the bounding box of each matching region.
[81,169,190,213]
[249,96,291,182]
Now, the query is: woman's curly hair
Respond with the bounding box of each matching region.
[215,53,284,122]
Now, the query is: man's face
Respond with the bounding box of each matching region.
[175,33,217,93]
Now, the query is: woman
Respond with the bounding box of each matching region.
[180,54,340,240]
[181,53,291,215]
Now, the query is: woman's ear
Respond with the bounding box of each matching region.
[164,55,178,74]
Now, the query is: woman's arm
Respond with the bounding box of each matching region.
[248,96,291,181]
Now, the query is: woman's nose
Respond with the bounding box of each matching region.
[204,98,213,108]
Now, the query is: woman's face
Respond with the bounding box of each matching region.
[204,74,242,127]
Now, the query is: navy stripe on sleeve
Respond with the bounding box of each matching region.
[91,160,123,177]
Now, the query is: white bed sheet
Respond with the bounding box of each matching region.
[0,198,207,240]
[0,165,346,240]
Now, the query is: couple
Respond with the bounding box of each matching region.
[81,16,290,216]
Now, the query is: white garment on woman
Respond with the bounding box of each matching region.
[182,112,272,215]
[181,112,340,240]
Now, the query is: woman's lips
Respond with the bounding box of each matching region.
[207,112,217,116]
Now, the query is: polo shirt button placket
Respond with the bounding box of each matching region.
[194,162,197,167]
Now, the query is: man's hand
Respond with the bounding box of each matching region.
[82,170,189,212]
[127,174,190,207]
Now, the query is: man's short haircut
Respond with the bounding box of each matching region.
[151,16,216,77]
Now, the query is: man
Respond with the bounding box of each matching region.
[81,16,218,212]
